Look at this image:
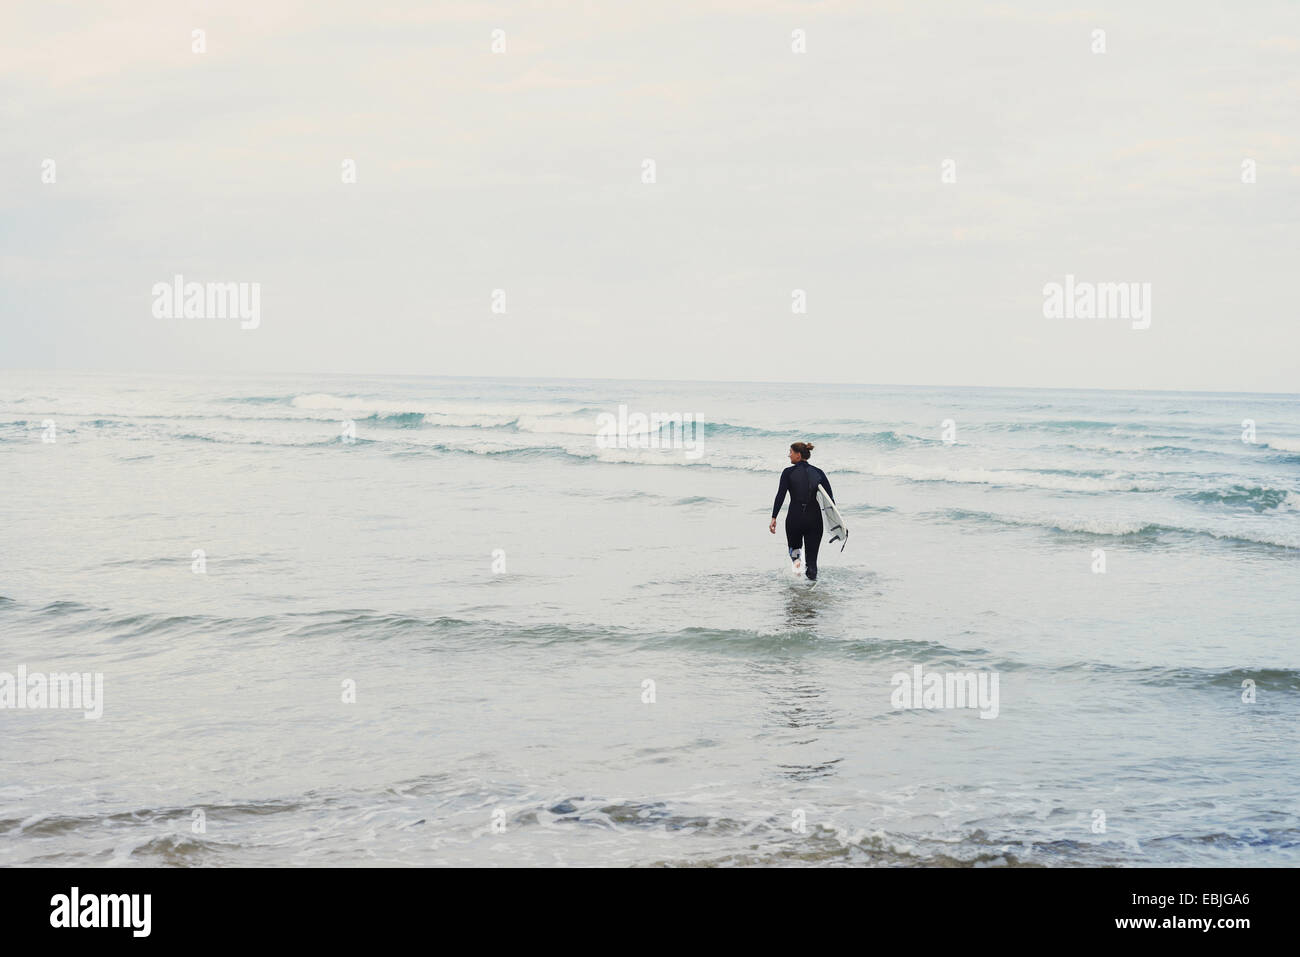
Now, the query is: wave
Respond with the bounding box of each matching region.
[1058,441,1212,457]
[475,416,931,453]
[13,601,1298,753]
[1183,485,1299,512]
[6,782,1294,867]
[936,508,1161,538]
[514,413,600,435]
[290,393,579,420]
[740,426,932,446]
[361,411,426,428]
[0,795,305,838]
[49,422,1173,490]
[8,599,1298,705]
[933,507,1300,550]
[511,798,1065,867]
[1,600,1013,666]
[996,419,1125,432]
[404,440,709,466]
[8,413,1279,511]
[1266,438,1300,455]
[9,398,1227,467]
[1062,663,1300,691]
[275,400,937,448]
[50,410,899,444]
[868,463,1155,493]
[495,450,1168,490]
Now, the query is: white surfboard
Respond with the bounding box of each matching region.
[817,485,848,551]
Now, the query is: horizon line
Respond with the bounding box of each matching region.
[2,365,1297,399]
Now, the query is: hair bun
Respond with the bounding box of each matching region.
[805,443,814,450]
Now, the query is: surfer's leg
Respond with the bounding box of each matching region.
[784,516,801,553]
[785,517,803,572]
[804,518,823,580]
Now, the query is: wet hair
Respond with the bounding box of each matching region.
[790,441,814,460]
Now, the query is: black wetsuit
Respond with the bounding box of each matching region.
[772,460,833,580]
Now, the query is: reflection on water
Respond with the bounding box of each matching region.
[783,580,822,629]
[745,636,841,784]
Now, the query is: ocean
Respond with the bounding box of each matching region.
[1,370,1297,866]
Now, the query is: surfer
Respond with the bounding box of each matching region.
[769,442,834,581]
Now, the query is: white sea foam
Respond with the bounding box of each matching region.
[515,414,602,436]
[1047,515,1154,535]
[290,393,578,421]
[867,462,1154,493]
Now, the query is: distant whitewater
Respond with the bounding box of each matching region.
[1,371,1298,866]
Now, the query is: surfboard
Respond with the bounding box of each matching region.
[817,485,848,551]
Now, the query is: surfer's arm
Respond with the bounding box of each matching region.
[821,473,834,502]
[771,470,790,519]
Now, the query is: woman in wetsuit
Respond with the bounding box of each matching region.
[768,441,834,581]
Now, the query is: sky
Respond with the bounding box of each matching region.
[1,0,1297,392]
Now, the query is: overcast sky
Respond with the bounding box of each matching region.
[2,1,1297,392]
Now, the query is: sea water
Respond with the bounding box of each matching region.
[1,370,1297,866]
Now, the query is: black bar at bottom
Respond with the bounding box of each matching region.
[0,866,1277,944]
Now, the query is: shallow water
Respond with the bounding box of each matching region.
[1,370,1297,866]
